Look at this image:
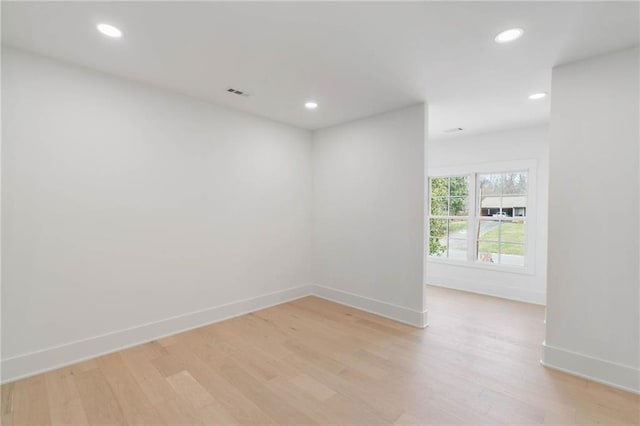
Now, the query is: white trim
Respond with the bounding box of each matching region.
[428,257,534,276]
[1,284,313,384]
[428,278,545,305]
[311,284,428,328]
[429,159,538,178]
[541,342,640,394]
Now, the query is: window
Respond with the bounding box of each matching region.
[428,165,532,270]
[429,176,469,260]
[477,172,527,266]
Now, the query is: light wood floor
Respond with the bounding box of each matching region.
[2,286,638,425]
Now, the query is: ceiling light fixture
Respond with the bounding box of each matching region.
[528,92,547,100]
[305,101,318,110]
[494,28,524,43]
[97,23,123,38]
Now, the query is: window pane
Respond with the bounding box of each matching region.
[429,237,446,257]
[449,197,468,216]
[499,196,523,218]
[478,220,500,242]
[477,241,496,263]
[502,172,528,195]
[500,221,526,245]
[499,242,525,256]
[448,219,467,260]
[499,244,525,266]
[430,177,449,198]
[478,173,503,196]
[429,219,447,257]
[448,219,467,236]
[478,172,501,216]
[513,206,527,218]
[479,171,528,219]
[448,239,467,260]
[449,176,469,197]
[429,219,447,238]
[430,197,448,216]
[430,176,469,216]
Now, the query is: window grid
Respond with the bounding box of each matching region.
[429,170,528,268]
[428,176,470,260]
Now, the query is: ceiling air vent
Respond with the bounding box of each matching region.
[443,127,463,133]
[226,88,249,97]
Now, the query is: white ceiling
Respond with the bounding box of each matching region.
[3,1,639,138]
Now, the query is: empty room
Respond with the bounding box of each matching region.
[1,1,639,425]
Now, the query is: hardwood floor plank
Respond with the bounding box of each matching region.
[218,360,318,425]
[12,375,51,426]
[290,373,336,401]
[1,382,14,426]
[320,392,389,425]
[153,397,205,426]
[120,349,177,405]
[165,371,215,410]
[74,367,126,425]
[163,341,277,425]
[45,367,89,425]
[284,351,407,423]
[97,353,165,425]
[263,377,340,425]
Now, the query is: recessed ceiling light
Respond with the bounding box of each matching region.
[528,92,547,100]
[97,23,123,38]
[494,28,524,43]
[305,101,318,110]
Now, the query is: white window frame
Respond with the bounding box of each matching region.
[427,159,537,275]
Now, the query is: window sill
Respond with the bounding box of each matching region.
[427,256,535,275]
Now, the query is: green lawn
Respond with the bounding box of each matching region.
[478,222,525,255]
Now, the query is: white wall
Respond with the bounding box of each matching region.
[426,125,549,305]
[544,47,639,393]
[1,48,313,381]
[311,105,427,327]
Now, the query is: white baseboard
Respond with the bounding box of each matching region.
[311,284,428,328]
[1,284,313,384]
[2,284,428,384]
[541,342,640,394]
[428,276,546,305]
